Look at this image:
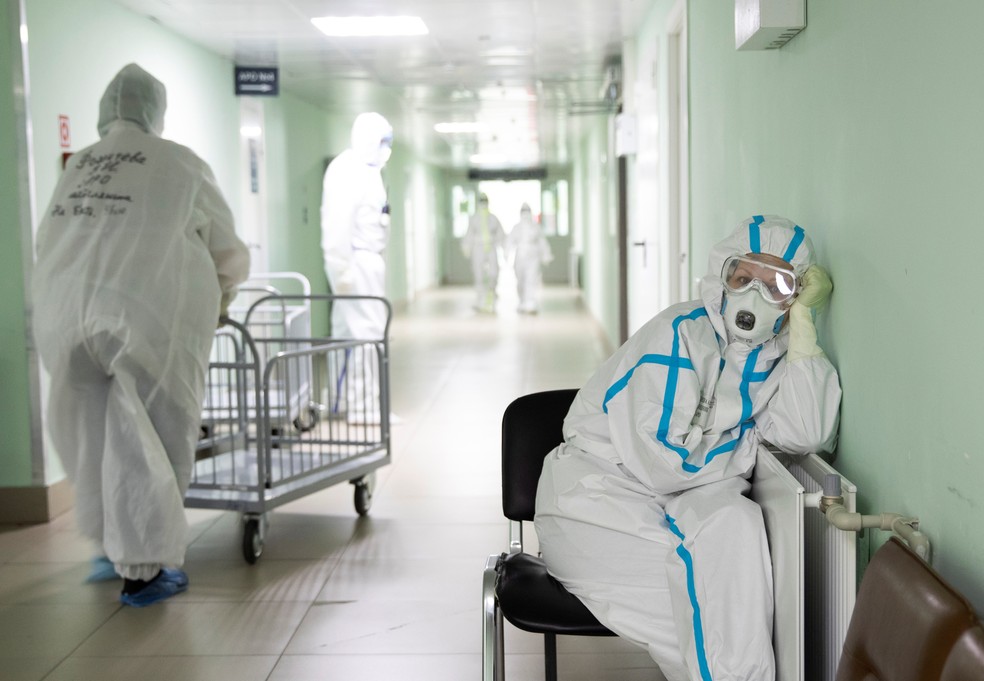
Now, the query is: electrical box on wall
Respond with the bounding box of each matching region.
[735,0,806,50]
[615,113,637,157]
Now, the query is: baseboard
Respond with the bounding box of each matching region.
[0,479,74,524]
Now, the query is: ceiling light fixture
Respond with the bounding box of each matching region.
[311,16,429,37]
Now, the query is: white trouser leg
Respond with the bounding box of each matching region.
[664,478,776,681]
[333,250,386,415]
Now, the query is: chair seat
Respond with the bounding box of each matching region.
[494,552,615,636]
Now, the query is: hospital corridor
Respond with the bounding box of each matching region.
[1,284,661,681]
[5,0,984,680]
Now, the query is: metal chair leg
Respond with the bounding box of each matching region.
[544,632,558,681]
[495,605,504,680]
[483,554,500,681]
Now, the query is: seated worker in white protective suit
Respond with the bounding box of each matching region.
[534,215,841,681]
[320,112,394,423]
[462,193,505,312]
[506,203,553,314]
[31,63,250,607]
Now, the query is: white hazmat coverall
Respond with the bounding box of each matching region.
[462,201,505,312]
[32,63,250,581]
[506,204,553,313]
[320,112,393,420]
[534,215,841,681]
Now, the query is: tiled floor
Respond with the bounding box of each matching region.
[0,284,667,681]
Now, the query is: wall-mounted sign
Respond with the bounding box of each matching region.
[58,114,71,148]
[235,66,279,96]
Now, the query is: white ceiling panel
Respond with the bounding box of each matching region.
[111,0,645,168]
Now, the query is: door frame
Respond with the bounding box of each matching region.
[667,0,690,302]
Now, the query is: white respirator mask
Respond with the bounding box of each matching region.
[722,289,787,347]
[376,146,392,167]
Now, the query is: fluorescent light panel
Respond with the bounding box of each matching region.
[311,16,428,37]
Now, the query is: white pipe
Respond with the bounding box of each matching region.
[814,499,932,562]
[802,491,823,509]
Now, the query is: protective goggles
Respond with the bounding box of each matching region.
[722,255,798,305]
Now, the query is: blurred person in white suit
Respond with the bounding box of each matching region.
[462,193,505,313]
[32,63,250,607]
[320,112,394,423]
[506,203,553,313]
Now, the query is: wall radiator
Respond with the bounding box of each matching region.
[752,445,858,681]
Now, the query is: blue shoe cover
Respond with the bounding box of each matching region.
[160,568,189,588]
[86,556,119,583]
[119,568,189,607]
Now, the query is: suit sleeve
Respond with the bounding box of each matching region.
[757,355,842,454]
[195,163,250,313]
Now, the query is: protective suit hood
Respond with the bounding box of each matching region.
[98,63,166,138]
[699,215,816,344]
[350,112,393,167]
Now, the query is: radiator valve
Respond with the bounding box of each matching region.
[819,473,844,514]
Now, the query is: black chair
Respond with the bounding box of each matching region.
[482,389,616,681]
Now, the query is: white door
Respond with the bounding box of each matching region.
[626,0,690,334]
[238,98,269,272]
[626,37,663,334]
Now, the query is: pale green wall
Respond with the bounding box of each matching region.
[14,0,243,489]
[262,93,344,337]
[264,92,450,335]
[0,2,34,487]
[574,116,620,344]
[25,0,241,228]
[688,0,984,608]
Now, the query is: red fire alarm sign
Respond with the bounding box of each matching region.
[58,114,71,148]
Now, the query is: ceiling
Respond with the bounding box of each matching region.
[110,0,649,170]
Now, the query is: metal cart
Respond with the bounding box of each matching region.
[204,273,318,432]
[188,294,393,563]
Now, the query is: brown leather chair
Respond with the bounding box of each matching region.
[940,625,984,681]
[836,537,980,681]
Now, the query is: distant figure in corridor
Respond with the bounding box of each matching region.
[506,203,553,314]
[462,193,505,313]
[32,63,250,607]
[320,112,394,424]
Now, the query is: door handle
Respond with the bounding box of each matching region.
[633,240,647,267]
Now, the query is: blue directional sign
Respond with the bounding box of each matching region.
[235,66,279,96]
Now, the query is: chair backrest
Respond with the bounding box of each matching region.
[501,389,578,522]
[836,537,979,681]
[940,624,984,681]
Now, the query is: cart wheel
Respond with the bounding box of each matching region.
[293,406,320,433]
[242,517,263,564]
[353,474,374,516]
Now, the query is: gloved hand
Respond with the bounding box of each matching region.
[217,295,231,328]
[797,264,833,310]
[787,265,833,362]
[331,271,356,295]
